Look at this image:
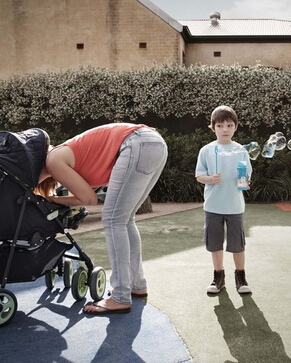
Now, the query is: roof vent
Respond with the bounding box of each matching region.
[210,12,221,26]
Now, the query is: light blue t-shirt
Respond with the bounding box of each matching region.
[195,141,252,214]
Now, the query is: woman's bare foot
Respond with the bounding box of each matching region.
[83,298,131,315]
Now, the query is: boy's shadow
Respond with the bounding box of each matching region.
[214,289,291,363]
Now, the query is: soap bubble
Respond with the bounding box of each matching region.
[217,146,246,157]
[217,143,260,160]
[274,132,286,150]
[262,132,286,158]
[243,142,261,160]
[217,148,237,157]
[215,132,286,161]
[262,139,276,158]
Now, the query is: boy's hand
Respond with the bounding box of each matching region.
[212,173,221,185]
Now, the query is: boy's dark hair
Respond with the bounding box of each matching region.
[210,105,238,130]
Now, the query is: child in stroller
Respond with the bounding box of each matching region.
[0,128,106,327]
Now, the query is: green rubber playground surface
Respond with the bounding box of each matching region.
[72,203,291,363]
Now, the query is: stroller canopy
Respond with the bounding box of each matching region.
[0,128,49,189]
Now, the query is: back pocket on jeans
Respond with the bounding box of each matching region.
[136,142,165,175]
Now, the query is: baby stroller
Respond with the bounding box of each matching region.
[0,128,106,327]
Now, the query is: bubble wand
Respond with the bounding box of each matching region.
[215,145,218,174]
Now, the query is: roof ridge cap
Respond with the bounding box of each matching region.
[136,0,183,32]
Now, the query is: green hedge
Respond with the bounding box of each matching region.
[1,64,291,139]
[1,64,291,202]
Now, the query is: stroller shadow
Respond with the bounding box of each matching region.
[90,298,147,363]
[23,287,147,362]
[27,287,86,334]
[2,311,72,363]
[214,290,291,363]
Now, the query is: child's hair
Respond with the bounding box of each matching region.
[34,177,58,198]
[210,105,238,130]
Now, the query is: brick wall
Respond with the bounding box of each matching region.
[185,42,291,68]
[0,0,184,79]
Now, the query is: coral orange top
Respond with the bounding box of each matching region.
[63,123,150,187]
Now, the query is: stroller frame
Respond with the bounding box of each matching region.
[0,129,106,327]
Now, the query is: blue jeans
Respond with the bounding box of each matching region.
[102,128,168,304]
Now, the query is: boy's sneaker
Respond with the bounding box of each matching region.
[207,270,225,293]
[235,269,252,294]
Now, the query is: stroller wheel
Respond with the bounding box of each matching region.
[63,258,73,288]
[45,269,56,290]
[71,266,88,301]
[89,267,106,301]
[0,288,18,327]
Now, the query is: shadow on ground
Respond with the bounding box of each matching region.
[2,278,193,363]
[214,290,291,363]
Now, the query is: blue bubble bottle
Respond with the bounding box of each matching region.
[237,161,249,190]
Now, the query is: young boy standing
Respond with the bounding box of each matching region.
[195,105,252,294]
